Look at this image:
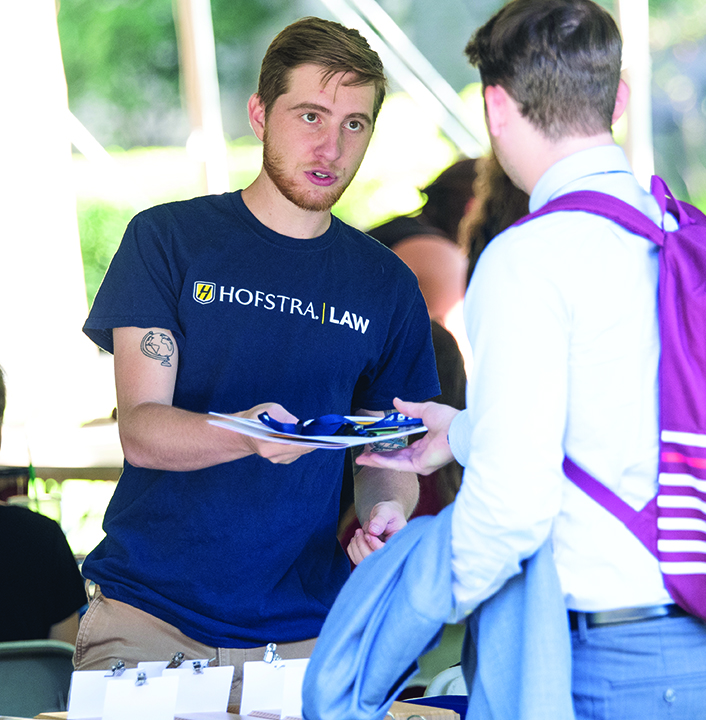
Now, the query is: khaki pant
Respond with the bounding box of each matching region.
[74,586,317,713]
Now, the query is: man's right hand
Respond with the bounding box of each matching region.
[355,397,459,476]
[232,403,317,464]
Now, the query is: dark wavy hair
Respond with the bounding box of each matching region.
[461,153,530,285]
[466,0,622,140]
[0,365,5,426]
[420,158,478,242]
[257,17,387,123]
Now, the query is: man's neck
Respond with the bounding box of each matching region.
[522,132,617,195]
[241,171,332,239]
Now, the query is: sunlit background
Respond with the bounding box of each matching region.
[1,0,705,554]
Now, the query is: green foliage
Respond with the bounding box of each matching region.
[211,0,293,45]
[650,0,706,20]
[57,0,294,146]
[77,199,134,306]
[58,0,180,112]
[693,193,706,215]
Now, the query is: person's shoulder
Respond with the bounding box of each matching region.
[473,205,621,298]
[367,215,442,248]
[490,200,614,250]
[122,194,245,258]
[132,192,238,227]
[338,218,397,254]
[0,504,63,537]
[339,220,418,275]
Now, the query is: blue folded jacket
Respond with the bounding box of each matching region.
[302,502,575,720]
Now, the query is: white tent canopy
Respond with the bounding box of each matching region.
[0,1,117,471]
[0,0,653,472]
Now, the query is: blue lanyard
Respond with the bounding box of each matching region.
[258,412,423,438]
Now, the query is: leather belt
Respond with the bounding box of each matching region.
[569,603,688,630]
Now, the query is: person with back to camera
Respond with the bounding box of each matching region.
[0,365,87,644]
[357,0,706,716]
[76,16,439,710]
[367,158,477,329]
[340,161,477,559]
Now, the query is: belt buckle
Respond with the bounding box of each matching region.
[582,603,684,629]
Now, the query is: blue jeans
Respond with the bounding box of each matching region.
[572,613,706,719]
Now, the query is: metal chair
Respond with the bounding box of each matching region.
[0,639,75,717]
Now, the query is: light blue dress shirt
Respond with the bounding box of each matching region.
[448,144,674,616]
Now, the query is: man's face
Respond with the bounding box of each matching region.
[259,64,376,212]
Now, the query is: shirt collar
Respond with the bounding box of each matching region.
[530,145,633,212]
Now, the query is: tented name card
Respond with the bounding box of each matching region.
[163,664,234,713]
[240,658,309,719]
[66,656,234,719]
[102,674,178,720]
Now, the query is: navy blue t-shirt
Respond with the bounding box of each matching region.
[82,191,439,647]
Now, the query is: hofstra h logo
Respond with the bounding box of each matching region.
[193,282,215,305]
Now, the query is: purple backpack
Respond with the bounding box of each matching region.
[519,176,706,621]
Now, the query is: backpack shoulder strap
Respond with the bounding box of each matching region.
[562,457,637,525]
[563,457,658,557]
[650,175,706,227]
[517,190,666,247]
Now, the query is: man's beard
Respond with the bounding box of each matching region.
[262,129,350,212]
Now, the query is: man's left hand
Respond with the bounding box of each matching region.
[347,500,406,565]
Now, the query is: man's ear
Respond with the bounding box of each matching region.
[484,84,510,138]
[248,93,266,141]
[612,78,630,125]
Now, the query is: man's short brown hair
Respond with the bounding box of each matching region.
[257,16,387,123]
[466,0,622,140]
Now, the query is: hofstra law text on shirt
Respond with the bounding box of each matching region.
[193,281,371,335]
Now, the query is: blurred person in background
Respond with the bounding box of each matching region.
[367,158,477,330]
[0,365,87,644]
[459,152,530,286]
[342,161,477,560]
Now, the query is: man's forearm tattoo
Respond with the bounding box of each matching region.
[140,331,175,367]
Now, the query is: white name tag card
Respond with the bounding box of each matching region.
[163,664,234,713]
[67,658,233,719]
[240,658,309,719]
[102,675,178,720]
[280,659,308,720]
[67,668,141,719]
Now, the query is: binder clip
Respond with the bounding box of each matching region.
[105,660,126,677]
[263,643,281,663]
[166,651,185,668]
[192,657,216,674]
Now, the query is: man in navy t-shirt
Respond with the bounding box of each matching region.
[78,16,439,708]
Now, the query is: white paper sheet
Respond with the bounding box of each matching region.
[207,413,425,449]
